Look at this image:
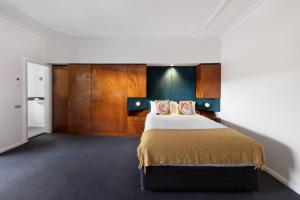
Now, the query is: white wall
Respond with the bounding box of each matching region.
[46,36,221,64]
[0,17,46,153]
[220,0,300,194]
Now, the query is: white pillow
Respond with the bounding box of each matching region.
[150,101,157,114]
[192,101,196,114]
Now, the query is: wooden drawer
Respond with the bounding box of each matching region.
[127,116,145,122]
[127,116,146,135]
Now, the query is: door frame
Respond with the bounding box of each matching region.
[22,58,52,141]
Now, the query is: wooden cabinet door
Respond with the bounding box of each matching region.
[196,64,221,98]
[127,64,147,97]
[52,66,68,132]
[92,65,127,134]
[127,116,146,135]
[68,64,92,133]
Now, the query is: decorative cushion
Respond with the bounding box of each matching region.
[169,101,179,115]
[178,101,194,115]
[155,100,170,115]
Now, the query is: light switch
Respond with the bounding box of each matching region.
[14,105,22,109]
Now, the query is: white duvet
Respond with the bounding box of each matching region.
[144,113,226,131]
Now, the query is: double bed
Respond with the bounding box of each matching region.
[137,113,265,191]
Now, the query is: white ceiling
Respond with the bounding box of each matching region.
[1,0,263,38]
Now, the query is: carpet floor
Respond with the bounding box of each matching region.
[0,133,299,200]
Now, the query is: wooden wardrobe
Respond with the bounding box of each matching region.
[52,64,146,136]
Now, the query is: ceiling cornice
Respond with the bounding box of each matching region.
[187,0,228,34]
[204,0,229,28]
[221,0,272,38]
[0,12,46,40]
[1,0,75,38]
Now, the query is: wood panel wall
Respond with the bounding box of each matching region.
[127,64,147,97]
[92,65,127,135]
[52,65,69,132]
[68,64,92,134]
[52,64,146,136]
[196,63,221,98]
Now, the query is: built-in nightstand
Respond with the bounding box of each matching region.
[199,111,222,123]
[127,115,146,135]
[211,117,222,123]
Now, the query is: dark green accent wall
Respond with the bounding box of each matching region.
[147,67,195,101]
[147,67,172,100]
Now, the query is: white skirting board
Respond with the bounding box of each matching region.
[0,139,27,154]
[264,165,300,195]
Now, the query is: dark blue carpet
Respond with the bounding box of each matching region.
[0,133,299,200]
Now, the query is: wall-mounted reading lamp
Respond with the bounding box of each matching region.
[204,102,211,108]
[135,101,141,107]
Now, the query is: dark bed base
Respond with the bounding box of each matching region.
[140,166,258,191]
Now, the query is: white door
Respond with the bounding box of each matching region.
[27,62,51,138]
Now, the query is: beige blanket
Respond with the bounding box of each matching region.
[137,128,265,171]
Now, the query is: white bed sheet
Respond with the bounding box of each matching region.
[144,113,226,131]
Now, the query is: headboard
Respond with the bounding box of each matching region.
[128,66,220,112]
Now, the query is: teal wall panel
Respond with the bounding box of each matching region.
[147,67,171,100]
[195,99,220,112]
[170,67,196,101]
[128,98,149,111]
[147,67,195,101]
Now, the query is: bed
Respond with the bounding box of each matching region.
[137,113,265,191]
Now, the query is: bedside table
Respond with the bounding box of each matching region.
[198,111,222,123]
[212,117,222,123]
[127,116,146,135]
